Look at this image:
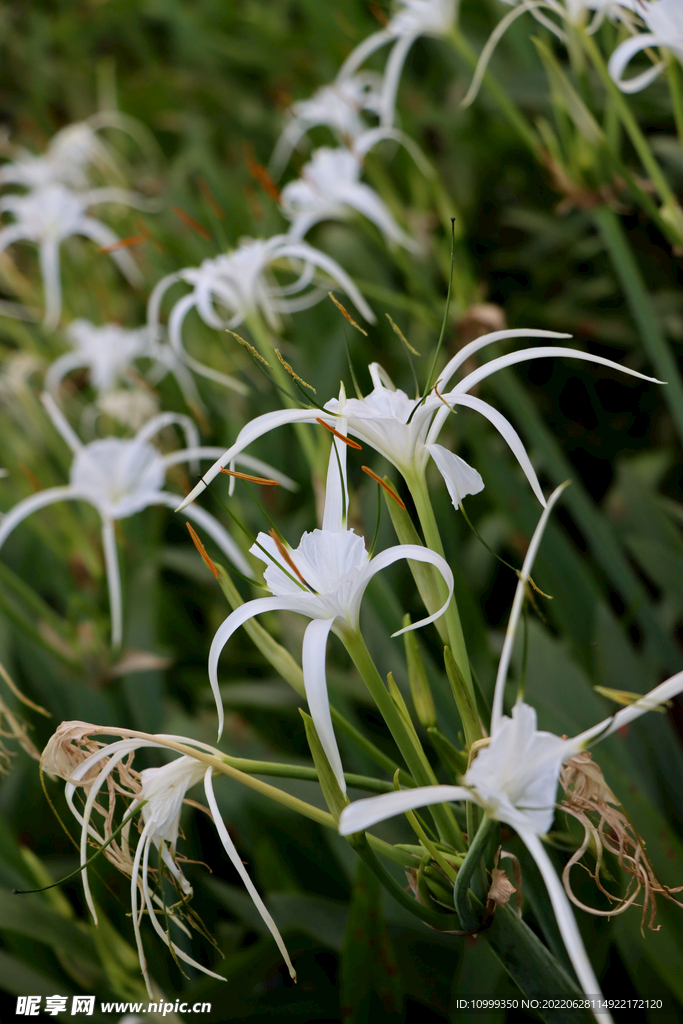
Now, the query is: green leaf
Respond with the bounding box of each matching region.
[340,859,402,1023]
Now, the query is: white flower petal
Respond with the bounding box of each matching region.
[366,542,454,634]
[608,33,666,94]
[426,442,484,510]
[0,486,84,551]
[339,784,471,835]
[302,617,345,792]
[203,769,296,979]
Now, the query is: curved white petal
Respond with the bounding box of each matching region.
[150,492,250,575]
[101,517,123,649]
[140,830,225,984]
[45,352,87,394]
[176,408,325,510]
[441,393,546,506]
[338,29,392,81]
[83,187,160,212]
[147,271,183,338]
[0,486,83,550]
[338,784,471,835]
[426,443,484,510]
[322,393,348,533]
[167,289,247,392]
[134,410,200,451]
[273,240,376,323]
[77,217,143,285]
[302,617,345,792]
[363,543,454,635]
[162,447,297,491]
[491,483,568,733]
[608,34,666,94]
[354,127,434,178]
[461,1,552,109]
[452,346,663,394]
[380,33,417,127]
[0,225,30,253]
[438,330,572,392]
[518,828,608,1009]
[203,769,296,978]
[208,597,300,738]
[40,391,84,452]
[130,821,154,996]
[342,182,419,251]
[573,669,683,749]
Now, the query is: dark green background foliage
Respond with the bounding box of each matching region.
[0,1,681,1021]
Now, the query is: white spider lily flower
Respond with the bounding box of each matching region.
[43,724,294,997]
[280,147,419,251]
[0,395,296,647]
[608,0,683,93]
[0,184,153,330]
[46,319,154,395]
[0,111,158,191]
[208,421,453,791]
[462,1,637,107]
[148,234,375,388]
[340,485,683,1010]
[270,74,383,176]
[178,326,660,513]
[44,317,213,411]
[338,0,458,127]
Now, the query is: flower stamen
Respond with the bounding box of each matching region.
[328,292,368,336]
[268,528,309,587]
[275,349,317,392]
[186,523,220,579]
[361,467,406,509]
[316,417,362,449]
[220,468,280,486]
[172,206,211,241]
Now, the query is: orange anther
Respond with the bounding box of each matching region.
[172,206,212,240]
[98,234,146,254]
[186,522,220,578]
[361,466,406,509]
[220,468,280,486]
[197,176,225,219]
[316,418,362,449]
[268,529,307,586]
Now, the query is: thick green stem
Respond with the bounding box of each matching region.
[592,204,683,448]
[453,814,494,932]
[341,627,465,851]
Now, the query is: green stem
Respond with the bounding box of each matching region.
[592,203,683,447]
[341,627,465,851]
[453,814,494,932]
[447,29,542,158]
[219,755,402,794]
[407,475,483,748]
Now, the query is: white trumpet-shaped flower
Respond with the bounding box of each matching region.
[281,147,419,251]
[178,326,660,513]
[608,0,683,93]
[339,485,683,1010]
[148,234,375,390]
[338,0,458,126]
[0,184,152,329]
[0,395,295,647]
[42,722,295,998]
[208,412,453,791]
[270,74,384,175]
